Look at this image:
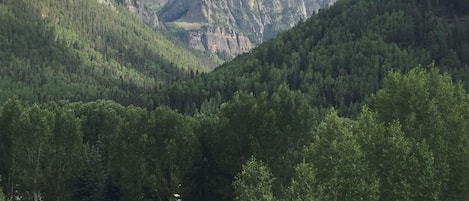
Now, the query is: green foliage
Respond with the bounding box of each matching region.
[45,103,85,201]
[156,0,469,117]
[282,162,318,201]
[0,98,23,197]
[0,99,204,201]
[301,110,380,201]
[369,66,469,200]
[233,157,275,201]
[145,106,200,200]
[0,178,4,201]
[0,0,215,107]
[201,85,316,199]
[11,104,55,200]
[3,0,469,200]
[0,66,469,201]
[73,145,105,201]
[0,101,85,201]
[356,108,440,200]
[108,106,148,201]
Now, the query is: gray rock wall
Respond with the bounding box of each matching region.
[122,0,336,59]
[117,0,164,28]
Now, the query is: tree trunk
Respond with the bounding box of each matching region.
[33,191,40,201]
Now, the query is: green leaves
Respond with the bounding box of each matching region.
[145,106,200,200]
[2,64,469,201]
[302,110,380,201]
[108,106,148,201]
[12,104,55,200]
[0,177,4,201]
[283,163,318,201]
[279,66,468,201]
[0,0,216,108]
[233,157,275,201]
[369,66,469,200]
[356,108,440,200]
[0,101,85,200]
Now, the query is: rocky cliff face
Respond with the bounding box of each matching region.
[135,0,336,59]
[116,0,164,28]
[183,27,252,56]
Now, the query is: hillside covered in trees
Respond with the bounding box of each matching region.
[2,0,469,200]
[154,0,469,116]
[0,0,216,107]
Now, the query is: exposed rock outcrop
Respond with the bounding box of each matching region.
[125,0,337,59]
[116,0,164,28]
[184,27,252,56]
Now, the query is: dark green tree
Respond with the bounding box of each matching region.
[45,103,85,201]
[0,98,24,199]
[0,177,4,201]
[11,104,55,201]
[145,106,200,200]
[109,105,148,201]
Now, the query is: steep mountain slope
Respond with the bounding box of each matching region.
[117,0,164,28]
[147,0,336,59]
[156,0,469,115]
[0,0,216,106]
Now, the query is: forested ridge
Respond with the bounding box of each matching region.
[0,0,216,107]
[2,0,469,200]
[154,0,469,116]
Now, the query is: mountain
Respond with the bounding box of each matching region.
[2,0,469,201]
[155,0,469,115]
[141,0,336,59]
[153,0,469,198]
[0,0,217,106]
[117,0,165,28]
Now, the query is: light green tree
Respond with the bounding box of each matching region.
[302,109,379,201]
[233,157,275,201]
[356,107,439,200]
[369,66,469,200]
[282,162,320,201]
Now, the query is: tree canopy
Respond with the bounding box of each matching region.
[2,0,469,200]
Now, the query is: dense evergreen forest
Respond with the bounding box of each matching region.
[2,0,469,200]
[155,0,469,116]
[0,0,216,107]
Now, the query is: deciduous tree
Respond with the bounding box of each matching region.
[233,157,275,201]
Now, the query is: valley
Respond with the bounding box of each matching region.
[1,0,469,200]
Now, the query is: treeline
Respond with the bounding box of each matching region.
[234,67,469,201]
[0,0,213,107]
[154,0,469,116]
[0,98,200,201]
[1,67,469,201]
